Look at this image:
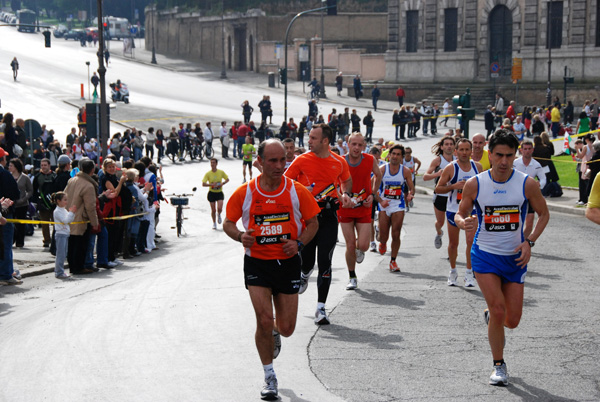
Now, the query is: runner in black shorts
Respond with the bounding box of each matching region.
[244,254,302,294]
[202,158,229,230]
[224,140,320,400]
[423,136,456,249]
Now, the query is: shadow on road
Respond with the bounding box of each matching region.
[317,323,403,349]
[508,377,579,401]
[278,388,312,402]
[354,289,425,310]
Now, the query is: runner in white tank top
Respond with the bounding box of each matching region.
[454,130,549,387]
[423,136,457,250]
[377,144,414,272]
[435,139,482,287]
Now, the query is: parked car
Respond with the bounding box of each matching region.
[53,24,68,38]
[64,29,85,40]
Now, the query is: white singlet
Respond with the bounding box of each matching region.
[446,161,479,214]
[473,169,528,256]
[378,163,406,214]
[403,156,416,181]
[435,154,455,198]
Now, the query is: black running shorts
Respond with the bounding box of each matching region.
[433,194,447,212]
[244,254,302,295]
[207,191,224,203]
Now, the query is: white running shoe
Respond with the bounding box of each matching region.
[273,330,281,359]
[298,268,313,294]
[346,277,358,290]
[447,270,458,286]
[261,375,278,400]
[355,249,365,264]
[434,231,443,249]
[0,277,23,285]
[489,363,509,386]
[409,199,414,208]
[464,270,476,288]
[107,261,119,268]
[212,222,217,230]
[314,306,330,325]
[217,214,222,224]
[114,259,124,266]
[369,241,377,252]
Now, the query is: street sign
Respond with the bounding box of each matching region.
[491,73,499,78]
[275,44,283,60]
[511,57,522,80]
[490,62,500,73]
[298,45,309,62]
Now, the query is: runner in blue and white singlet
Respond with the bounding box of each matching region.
[446,160,479,226]
[423,136,457,249]
[454,130,549,387]
[435,138,482,288]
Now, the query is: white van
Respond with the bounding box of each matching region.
[103,16,129,40]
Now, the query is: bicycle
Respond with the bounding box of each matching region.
[203,140,214,159]
[169,188,196,237]
[307,89,320,103]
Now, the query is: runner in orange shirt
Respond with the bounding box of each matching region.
[285,123,353,325]
[337,133,382,290]
[224,139,320,400]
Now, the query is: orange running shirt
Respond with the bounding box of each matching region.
[285,151,351,209]
[226,176,320,260]
[338,153,374,218]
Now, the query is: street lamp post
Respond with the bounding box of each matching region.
[319,1,326,98]
[284,4,330,121]
[151,3,157,64]
[546,0,553,106]
[220,0,227,79]
[86,61,91,100]
[96,0,109,159]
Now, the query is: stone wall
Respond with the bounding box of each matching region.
[145,7,387,73]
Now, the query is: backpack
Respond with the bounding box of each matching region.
[541,181,563,198]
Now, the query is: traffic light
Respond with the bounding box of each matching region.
[452,89,474,138]
[279,68,287,85]
[43,31,51,47]
[327,0,337,16]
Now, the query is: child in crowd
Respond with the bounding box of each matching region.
[52,192,76,279]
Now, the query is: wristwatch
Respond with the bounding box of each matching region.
[526,239,535,248]
[296,240,305,252]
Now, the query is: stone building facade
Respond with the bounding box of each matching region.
[385,0,600,83]
[145,7,387,74]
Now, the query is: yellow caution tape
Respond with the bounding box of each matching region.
[550,128,600,142]
[532,157,600,164]
[5,212,149,225]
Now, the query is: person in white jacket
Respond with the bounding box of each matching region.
[145,127,157,161]
[52,192,76,279]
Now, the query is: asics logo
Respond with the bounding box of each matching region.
[493,189,507,194]
[265,199,276,203]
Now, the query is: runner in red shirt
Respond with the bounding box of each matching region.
[285,123,353,325]
[337,133,382,290]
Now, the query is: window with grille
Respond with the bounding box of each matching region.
[444,8,458,52]
[546,1,563,49]
[406,10,418,53]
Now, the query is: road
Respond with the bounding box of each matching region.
[1,27,598,402]
[0,27,486,169]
